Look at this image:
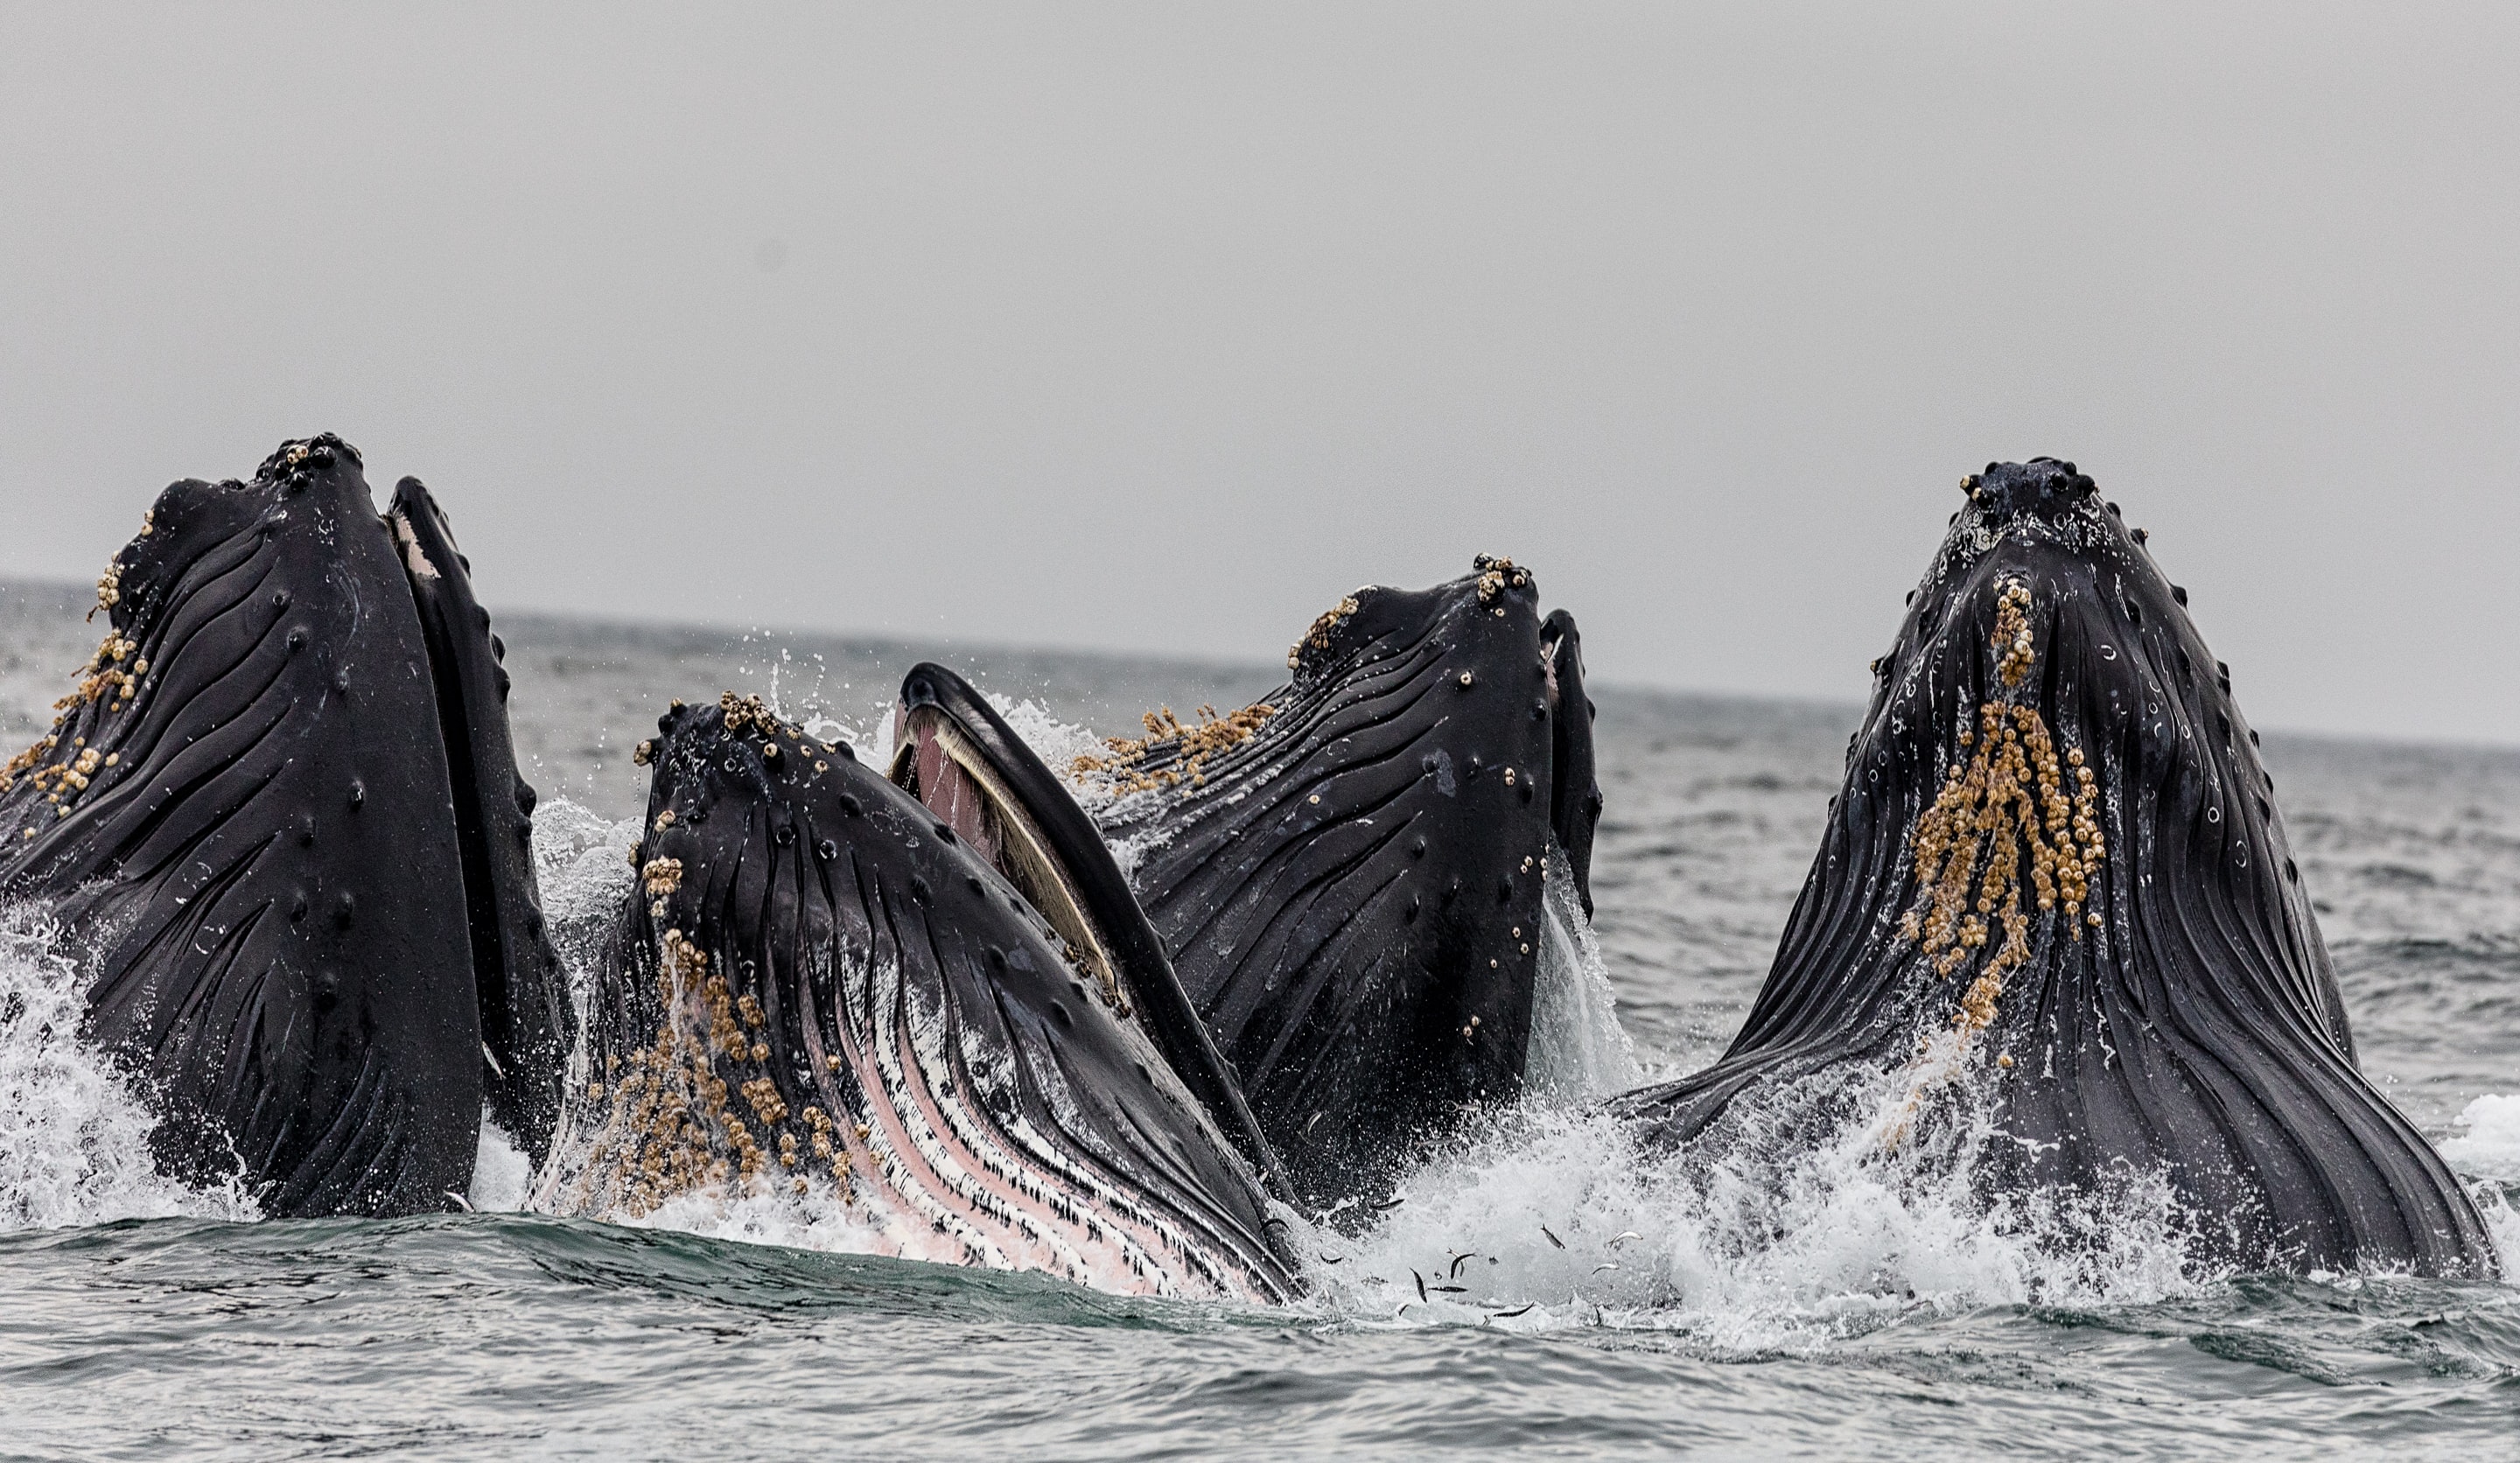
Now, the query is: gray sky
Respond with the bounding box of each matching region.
[3,4,2514,743]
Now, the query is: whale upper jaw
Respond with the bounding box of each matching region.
[543,694,1301,1303]
[1618,459,2499,1280]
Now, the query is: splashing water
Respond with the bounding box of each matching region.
[0,904,256,1227]
[990,694,1111,777]
[1326,1055,2222,1351]
[2444,1096,2520,1275]
[467,1120,534,1212]
[1525,844,1638,1103]
[621,1175,893,1256]
[2444,1095,2520,1184]
[4,600,2518,1458]
[529,796,645,980]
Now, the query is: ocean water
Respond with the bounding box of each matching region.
[0,578,2515,1460]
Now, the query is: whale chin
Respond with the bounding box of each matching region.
[1617,458,2497,1279]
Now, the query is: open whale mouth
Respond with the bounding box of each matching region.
[890,686,1124,1013]
[886,665,1288,1197]
[1617,457,2497,1278]
[547,690,1299,1301]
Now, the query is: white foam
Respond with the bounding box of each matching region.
[2440,1094,2520,1184]
[988,694,1178,876]
[988,693,1110,779]
[467,1117,534,1212]
[612,1175,910,1259]
[529,797,643,988]
[0,903,257,1228]
[2477,1186,2520,1278]
[1325,1065,2217,1347]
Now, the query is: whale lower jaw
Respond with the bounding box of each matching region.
[542,953,1273,1300]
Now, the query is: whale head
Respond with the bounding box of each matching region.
[1084,557,1601,1208]
[0,437,570,1214]
[545,694,1300,1301]
[1617,458,2497,1278]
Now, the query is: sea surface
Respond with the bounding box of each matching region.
[0,578,2515,1460]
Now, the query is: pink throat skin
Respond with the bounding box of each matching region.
[892,707,1003,866]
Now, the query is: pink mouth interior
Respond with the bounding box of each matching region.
[892,705,1004,872]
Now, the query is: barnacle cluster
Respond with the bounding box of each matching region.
[640,856,683,918]
[1896,578,2106,1052]
[59,631,146,714]
[718,691,774,735]
[1472,553,1529,608]
[636,694,836,774]
[1072,701,1275,796]
[1993,579,2037,688]
[88,559,122,620]
[3,620,149,824]
[3,737,115,827]
[575,924,850,1215]
[1287,595,1361,671]
[0,736,60,800]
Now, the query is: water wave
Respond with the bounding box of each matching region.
[508,755,2508,1327]
[0,904,256,1227]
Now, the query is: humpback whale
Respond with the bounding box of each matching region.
[0,437,571,1215]
[1614,459,2498,1278]
[1079,557,1602,1208]
[540,689,1300,1301]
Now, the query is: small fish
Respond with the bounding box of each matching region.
[1306,1110,1325,1133]
[444,1191,475,1213]
[1430,1284,1468,1294]
[1541,1225,1565,1250]
[1608,1231,1642,1249]
[1591,1262,1620,1274]
[1319,1252,1346,1264]
[1488,1304,1536,1320]
[1448,1251,1477,1278]
[1413,1270,1429,1303]
[1373,1193,1410,1212]
[1363,1276,1387,1285]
